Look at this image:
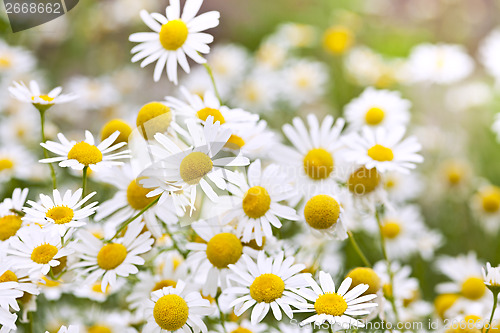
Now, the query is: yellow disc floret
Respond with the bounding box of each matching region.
[348,166,381,195]
[100,119,132,144]
[45,206,74,225]
[304,195,340,230]
[365,107,385,125]
[0,214,23,241]
[0,270,18,283]
[225,135,245,150]
[303,148,334,180]
[461,277,486,300]
[31,244,58,264]
[346,267,381,295]
[136,102,173,138]
[68,142,103,166]
[152,279,177,291]
[0,158,14,171]
[97,243,127,270]
[197,107,225,124]
[323,26,354,55]
[87,325,112,333]
[159,20,189,50]
[153,294,189,331]
[179,152,213,185]
[480,187,500,213]
[434,294,459,319]
[314,292,348,316]
[32,95,54,103]
[127,180,159,210]
[250,273,285,303]
[368,144,394,162]
[231,328,252,333]
[206,233,243,269]
[380,221,401,239]
[242,186,271,219]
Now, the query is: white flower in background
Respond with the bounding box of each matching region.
[344,87,411,131]
[471,184,500,233]
[280,59,329,106]
[225,252,309,324]
[23,188,98,236]
[0,145,36,182]
[73,220,153,292]
[40,130,130,171]
[220,159,298,246]
[66,76,120,110]
[342,126,423,174]
[482,262,500,287]
[45,325,80,333]
[206,44,249,96]
[232,66,280,113]
[295,272,378,328]
[9,80,77,107]
[0,188,28,243]
[143,280,213,332]
[382,171,423,203]
[129,0,220,84]
[7,225,74,277]
[406,43,474,85]
[0,41,36,77]
[0,300,19,332]
[480,29,500,86]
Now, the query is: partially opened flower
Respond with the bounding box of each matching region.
[482,263,500,288]
[9,80,77,111]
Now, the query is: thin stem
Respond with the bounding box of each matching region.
[328,326,334,333]
[163,222,188,258]
[109,196,160,241]
[82,166,88,200]
[347,230,371,267]
[486,292,499,333]
[203,63,222,103]
[27,311,33,333]
[39,109,57,189]
[215,293,227,333]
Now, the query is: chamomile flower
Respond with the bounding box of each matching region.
[225,252,309,324]
[9,80,77,109]
[40,130,130,171]
[220,159,299,246]
[206,44,249,96]
[0,40,36,77]
[23,189,98,236]
[46,325,80,333]
[344,87,411,130]
[471,185,500,232]
[342,126,423,174]
[72,220,153,292]
[143,280,213,332]
[129,0,220,84]
[272,114,345,199]
[295,272,378,329]
[0,303,19,332]
[0,145,36,182]
[222,120,278,160]
[7,225,74,277]
[480,29,500,86]
[66,76,120,110]
[482,263,500,288]
[0,188,28,243]
[0,262,40,309]
[139,116,249,206]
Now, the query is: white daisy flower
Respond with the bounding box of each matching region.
[220,159,299,246]
[66,76,120,110]
[23,189,98,236]
[0,302,19,332]
[129,0,220,84]
[40,130,130,171]
[8,80,77,109]
[139,116,249,207]
[272,114,345,200]
[231,67,280,113]
[382,171,423,203]
[45,325,80,333]
[344,87,411,131]
[143,280,213,332]
[6,225,74,277]
[342,126,423,174]
[471,184,500,233]
[295,272,378,329]
[222,120,278,160]
[0,262,40,309]
[0,145,36,182]
[482,263,500,288]
[225,251,309,324]
[0,188,28,243]
[480,29,500,86]
[0,40,36,77]
[72,220,153,292]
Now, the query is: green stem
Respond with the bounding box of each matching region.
[328,326,334,333]
[27,311,33,333]
[486,292,499,333]
[203,63,222,103]
[163,222,188,258]
[347,230,371,267]
[215,293,227,333]
[82,166,88,199]
[109,196,160,241]
[39,109,57,189]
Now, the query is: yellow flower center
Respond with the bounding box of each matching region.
[0,158,14,171]
[41,276,60,288]
[196,107,225,124]
[231,328,253,333]
[32,95,54,103]
[31,244,58,264]
[383,283,393,298]
[380,221,401,239]
[0,215,23,241]
[97,243,127,270]
[242,186,271,219]
[51,256,67,276]
[346,267,381,295]
[323,26,354,55]
[206,233,243,269]
[365,107,385,125]
[68,142,103,166]
[136,102,173,138]
[91,282,110,293]
[127,180,159,210]
[250,273,285,303]
[153,294,189,331]
[159,19,189,50]
[45,206,74,225]
[100,119,132,144]
[0,57,11,68]
[384,177,396,189]
[461,277,486,300]
[179,152,213,185]
[480,187,500,213]
[304,195,340,230]
[314,292,348,316]
[152,279,177,291]
[225,134,246,150]
[0,270,18,283]
[348,166,381,195]
[88,325,112,333]
[444,163,465,185]
[434,294,459,319]
[368,144,394,162]
[303,148,334,180]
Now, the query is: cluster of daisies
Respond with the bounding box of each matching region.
[2,0,500,332]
